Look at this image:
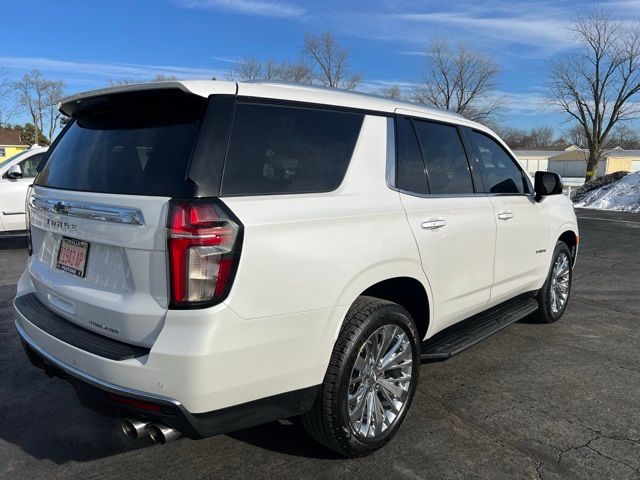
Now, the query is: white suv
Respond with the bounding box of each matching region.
[0,146,48,234]
[14,81,578,456]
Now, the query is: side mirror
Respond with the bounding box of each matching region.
[5,164,23,179]
[534,171,562,201]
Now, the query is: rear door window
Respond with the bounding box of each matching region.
[36,90,207,196]
[221,103,364,196]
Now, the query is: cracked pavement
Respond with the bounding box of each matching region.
[1,208,639,479]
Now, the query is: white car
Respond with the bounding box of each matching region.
[0,146,48,234]
[14,81,578,456]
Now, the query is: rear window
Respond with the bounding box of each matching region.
[36,90,207,196]
[220,103,364,196]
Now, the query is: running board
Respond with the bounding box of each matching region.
[420,297,539,362]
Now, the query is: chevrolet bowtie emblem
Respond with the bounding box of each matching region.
[53,201,69,214]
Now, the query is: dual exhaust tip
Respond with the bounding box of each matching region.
[121,418,181,445]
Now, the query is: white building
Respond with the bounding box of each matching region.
[512,146,640,179]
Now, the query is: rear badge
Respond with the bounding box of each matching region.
[47,217,77,231]
[89,320,120,335]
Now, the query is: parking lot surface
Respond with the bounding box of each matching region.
[1,208,639,480]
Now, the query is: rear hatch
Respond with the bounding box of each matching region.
[27,89,209,347]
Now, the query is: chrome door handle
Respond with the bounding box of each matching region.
[422,219,446,229]
[497,211,514,220]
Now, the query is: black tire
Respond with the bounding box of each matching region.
[300,296,420,457]
[534,241,573,323]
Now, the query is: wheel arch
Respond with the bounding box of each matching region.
[360,277,430,340]
[333,261,433,342]
[557,228,579,264]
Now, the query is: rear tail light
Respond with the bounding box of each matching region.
[25,186,33,256]
[167,199,242,308]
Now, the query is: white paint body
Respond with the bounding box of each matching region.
[14,81,578,414]
[0,147,48,232]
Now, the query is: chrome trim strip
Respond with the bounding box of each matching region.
[15,318,181,406]
[29,195,145,226]
[386,117,396,189]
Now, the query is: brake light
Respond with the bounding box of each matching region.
[167,199,242,308]
[25,186,33,256]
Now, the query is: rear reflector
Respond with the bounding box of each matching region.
[107,393,163,412]
[167,199,242,308]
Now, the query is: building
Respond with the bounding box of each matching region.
[0,130,28,163]
[510,147,566,175]
[512,145,640,179]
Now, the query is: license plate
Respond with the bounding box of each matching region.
[56,237,90,277]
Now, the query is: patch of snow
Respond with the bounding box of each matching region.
[574,171,640,212]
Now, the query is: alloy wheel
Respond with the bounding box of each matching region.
[347,324,414,438]
[550,252,570,314]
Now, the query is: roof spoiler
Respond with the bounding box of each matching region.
[59,81,238,117]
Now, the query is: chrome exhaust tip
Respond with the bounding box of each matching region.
[121,418,151,439]
[148,423,182,444]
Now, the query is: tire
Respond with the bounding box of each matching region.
[533,241,573,323]
[301,296,420,457]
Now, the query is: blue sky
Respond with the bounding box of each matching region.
[2,0,640,132]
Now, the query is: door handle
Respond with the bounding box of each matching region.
[497,211,514,220]
[422,219,446,229]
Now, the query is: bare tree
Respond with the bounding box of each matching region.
[152,73,178,82]
[45,80,64,140]
[495,125,562,149]
[413,40,504,122]
[226,57,263,81]
[264,60,313,83]
[0,70,15,126]
[561,124,588,148]
[301,32,361,90]
[108,78,139,86]
[227,57,313,83]
[14,70,65,145]
[379,85,402,99]
[108,73,178,86]
[548,10,640,179]
[528,126,555,147]
[606,123,640,149]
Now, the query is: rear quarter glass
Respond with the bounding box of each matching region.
[220,102,364,196]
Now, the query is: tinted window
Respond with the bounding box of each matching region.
[19,153,44,177]
[221,103,363,196]
[36,90,207,196]
[413,120,474,194]
[396,117,428,194]
[470,131,527,194]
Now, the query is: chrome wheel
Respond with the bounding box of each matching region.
[347,324,413,438]
[550,252,570,314]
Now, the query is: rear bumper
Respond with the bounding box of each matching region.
[15,256,338,413]
[17,320,319,438]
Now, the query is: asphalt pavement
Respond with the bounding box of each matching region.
[1,207,639,479]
